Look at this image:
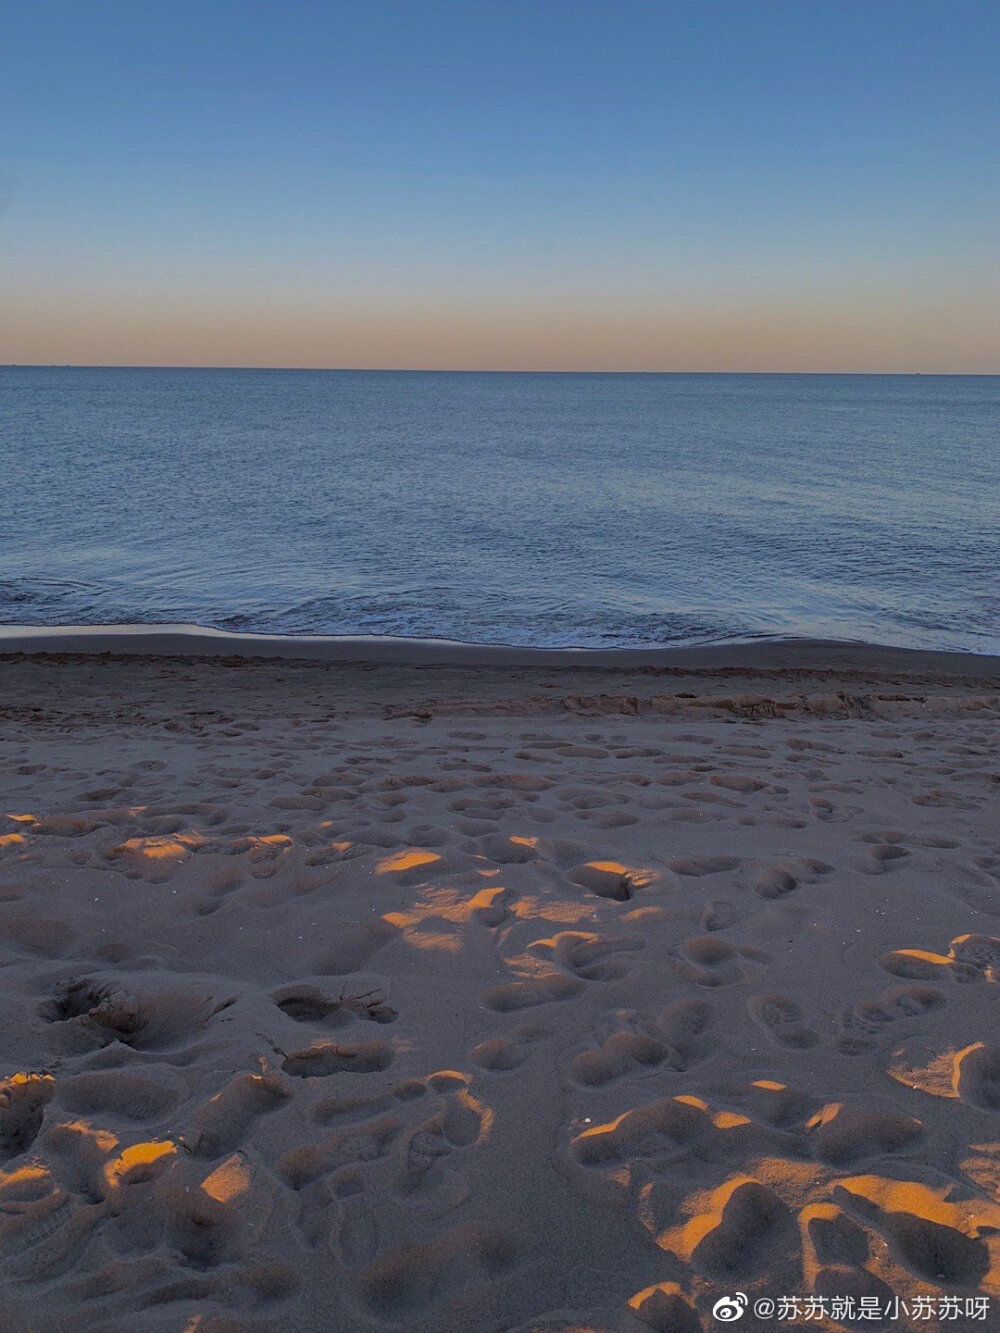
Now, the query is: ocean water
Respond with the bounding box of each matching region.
[1,367,998,652]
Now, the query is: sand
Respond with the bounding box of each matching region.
[0,637,998,1332]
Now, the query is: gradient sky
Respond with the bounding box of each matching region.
[2,1,999,371]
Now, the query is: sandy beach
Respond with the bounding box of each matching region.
[1,638,999,1332]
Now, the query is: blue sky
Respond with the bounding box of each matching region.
[2,1,998,368]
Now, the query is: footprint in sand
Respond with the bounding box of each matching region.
[804,1102,923,1166]
[680,788,744,811]
[448,796,512,823]
[950,933,1000,977]
[280,1115,403,1198]
[752,858,833,899]
[471,1024,548,1072]
[189,1063,291,1156]
[911,788,979,810]
[287,1071,492,1267]
[808,796,862,822]
[471,832,540,865]
[657,997,717,1068]
[879,934,1000,986]
[687,1179,799,1278]
[627,1282,702,1333]
[0,1073,54,1160]
[569,1028,672,1088]
[855,839,911,875]
[568,999,717,1088]
[667,855,741,877]
[281,1039,395,1078]
[748,994,820,1049]
[480,973,583,1013]
[100,833,203,882]
[568,861,659,901]
[806,1205,870,1267]
[191,864,244,916]
[351,1222,518,1321]
[464,884,515,927]
[271,982,397,1027]
[590,809,640,829]
[832,1177,992,1287]
[30,815,103,839]
[529,930,644,981]
[453,817,499,836]
[0,1164,101,1282]
[700,898,736,931]
[154,1161,262,1269]
[705,1075,816,1129]
[955,1043,1000,1110]
[835,983,945,1055]
[55,1069,182,1122]
[570,1097,710,1172]
[948,863,1000,916]
[40,976,230,1054]
[711,774,768,794]
[0,913,76,958]
[672,935,769,988]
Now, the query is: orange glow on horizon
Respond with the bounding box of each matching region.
[4,289,998,374]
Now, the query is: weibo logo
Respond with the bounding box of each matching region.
[712,1292,749,1322]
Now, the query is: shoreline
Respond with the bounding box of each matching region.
[2,622,999,679]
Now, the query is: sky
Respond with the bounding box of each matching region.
[1,0,998,371]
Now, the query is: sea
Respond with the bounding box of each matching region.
[2,367,997,653]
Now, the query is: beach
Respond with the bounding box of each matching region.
[1,637,999,1332]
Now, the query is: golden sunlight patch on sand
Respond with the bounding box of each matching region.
[201,1154,252,1203]
[375,849,441,875]
[104,1139,177,1189]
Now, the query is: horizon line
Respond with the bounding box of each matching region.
[2,364,997,377]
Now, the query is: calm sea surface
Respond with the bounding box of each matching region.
[1,368,997,652]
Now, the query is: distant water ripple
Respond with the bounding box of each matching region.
[2,368,997,652]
